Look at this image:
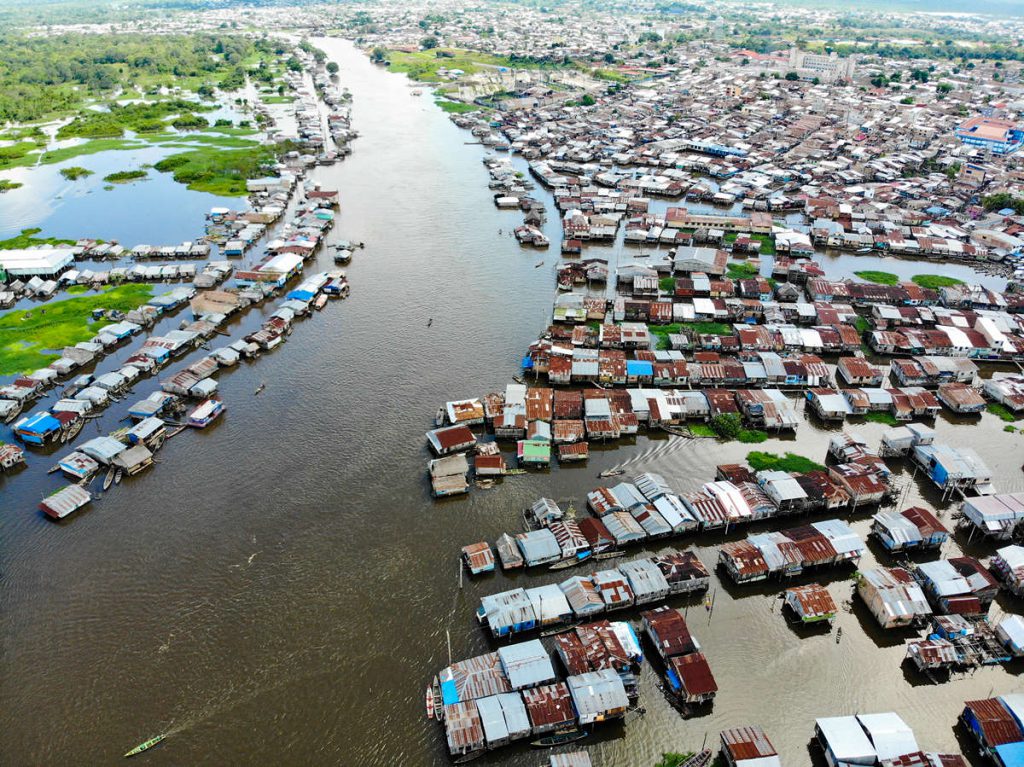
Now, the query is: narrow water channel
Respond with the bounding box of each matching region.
[1,38,1021,766]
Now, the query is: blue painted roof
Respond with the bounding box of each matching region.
[20,412,60,433]
[995,742,1024,767]
[627,360,653,376]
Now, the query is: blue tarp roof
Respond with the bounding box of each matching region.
[20,412,60,432]
[627,360,653,376]
[522,356,534,370]
[287,289,315,302]
[440,678,459,706]
[995,742,1024,767]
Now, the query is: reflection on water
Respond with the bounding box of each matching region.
[0,38,1021,767]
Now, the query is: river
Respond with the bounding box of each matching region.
[1,38,1022,767]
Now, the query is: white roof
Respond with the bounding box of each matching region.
[0,247,76,276]
[856,712,919,762]
[816,716,876,762]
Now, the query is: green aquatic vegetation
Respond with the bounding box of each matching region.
[59,166,94,180]
[57,99,213,140]
[0,141,40,169]
[726,261,759,279]
[0,284,153,375]
[153,141,296,196]
[854,270,899,286]
[988,403,1019,423]
[0,228,75,250]
[863,411,900,426]
[103,169,147,183]
[911,274,964,290]
[39,138,147,165]
[747,451,825,473]
[0,179,23,192]
[434,99,482,114]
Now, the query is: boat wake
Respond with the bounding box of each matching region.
[604,435,695,475]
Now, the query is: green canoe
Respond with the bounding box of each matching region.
[124,735,166,758]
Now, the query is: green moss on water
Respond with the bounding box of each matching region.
[747,451,825,473]
[854,270,899,286]
[911,274,964,289]
[0,284,153,375]
[0,179,23,192]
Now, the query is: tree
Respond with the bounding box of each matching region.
[784,71,799,81]
[580,94,596,106]
[603,52,615,63]
[937,82,953,94]
[420,36,439,50]
[710,413,742,440]
[326,61,339,74]
[370,46,387,63]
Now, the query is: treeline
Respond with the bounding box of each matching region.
[0,33,275,123]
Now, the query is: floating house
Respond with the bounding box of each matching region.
[857,567,932,629]
[426,425,477,456]
[784,584,837,624]
[990,545,1024,597]
[720,726,782,767]
[39,485,91,520]
[960,493,1024,541]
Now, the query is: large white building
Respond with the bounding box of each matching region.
[787,48,856,83]
[0,247,76,279]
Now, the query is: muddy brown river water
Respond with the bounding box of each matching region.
[1,37,1023,766]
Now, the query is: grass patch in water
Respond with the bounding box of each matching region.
[0,284,153,375]
[435,99,482,114]
[59,166,94,180]
[863,411,901,426]
[0,228,75,250]
[153,141,295,196]
[57,99,215,139]
[726,261,759,279]
[911,274,964,290]
[103,169,147,183]
[39,138,147,165]
[0,141,40,169]
[854,270,899,286]
[0,179,23,192]
[988,403,1019,423]
[747,451,825,473]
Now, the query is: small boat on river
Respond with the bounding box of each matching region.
[599,468,625,478]
[434,407,445,427]
[124,734,166,758]
[103,467,116,491]
[531,728,587,748]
